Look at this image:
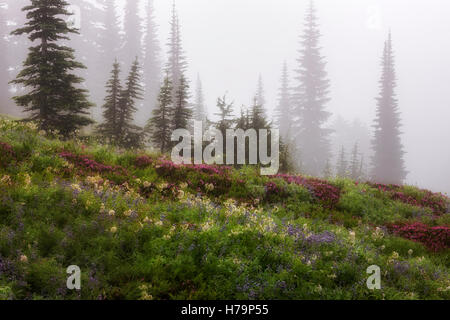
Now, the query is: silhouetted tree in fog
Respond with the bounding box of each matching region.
[292,1,332,176]
[255,75,266,109]
[97,60,123,144]
[147,74,173,153]
[116,58,144,148]
[3,0,28,115]
[371,33,407,185]
[143,0,161,119]
[172,74,192,132]
[166,2,188,104]
[0,5,10,113]
[123,0,144,62]
[10,0,93,137]
[194,75,208,127]
[98,0,122,92]
[275,61,292,141]
[336,146,348,178]
[349,143,361,180]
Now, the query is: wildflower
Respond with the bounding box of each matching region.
[110,226,117,233]
[180,182,188,189]
[391,251,399,259]
[135,178,142,184]
[380,245,385,251]
[124,210,132,217]
[23,173,31,186]
[71,183,81,192]
[141,181,152,188]
[349,231,356,244]
[205,183,215,192]
[0,175,11,185]
[314,285,322,293]
[108,210,115,216]
[100,203,106,214]
[155,221,163,226]
[20,255,28,263]
[408,249,413,256]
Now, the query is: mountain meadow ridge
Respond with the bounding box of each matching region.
[0,117,449,300]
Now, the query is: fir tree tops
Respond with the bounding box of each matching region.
[97,58,144,148]
[11,0,93,137]
[371,32,407,184]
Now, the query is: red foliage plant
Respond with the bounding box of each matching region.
[273,174,341,208]
[59,151,128,176]
[369,183,448,214]
[387,222,450,252]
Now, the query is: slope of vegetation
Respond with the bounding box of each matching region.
[0,118,449,300]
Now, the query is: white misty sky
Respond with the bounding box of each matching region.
[89,0,450,194]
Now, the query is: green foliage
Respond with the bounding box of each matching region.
[0,119,448,300]
[10,0,93,137]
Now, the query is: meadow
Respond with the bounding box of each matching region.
[0,118,448,300]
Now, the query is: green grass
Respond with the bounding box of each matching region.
[0,118,449,300]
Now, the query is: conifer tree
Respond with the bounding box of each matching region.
[10,0,93,137]
[147,75,173,153]
[116,58,144,148]
[166,2,188,101]
[143,0,161,118]
[323,158,333,179]
[194,75,208,127]
[350,143,361,180]
[172,74,192,131]
[292,1,332,176]
[214,95,234,138]
[371,33,407,184]
[275,61,292,141]
[97,61,123,143]
[255,75,266,108]
[336,146,348,178]
[250,97,270,131]
[0,6,11,113]
[122,0,143,62]
[98,0,122,79]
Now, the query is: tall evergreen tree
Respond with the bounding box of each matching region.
[214,95,234,138]
[172,74,192,131]
[336,146,348,178]
[194,75,208,127]
[116,58,144,147]
[371,33,407,185]
[323,158,333,179]
[349,143,361,180]
[97,60,123,143]
[4,0,29,116]
[122,0,143,62]
[166,2,188,102]
[147,75,173,153]
[250,97,270,131]
[274,61,292,141]
[143,0,161,120]
[10,0,93,137]
[292,1,332,176]
[97,0,122,91]
[255,75,266,109]
[68,0,105,120]
[0,5,11,113]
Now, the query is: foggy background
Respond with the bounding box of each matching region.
[2,0,450,194]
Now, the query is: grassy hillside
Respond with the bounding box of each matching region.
[0,118,449,300]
